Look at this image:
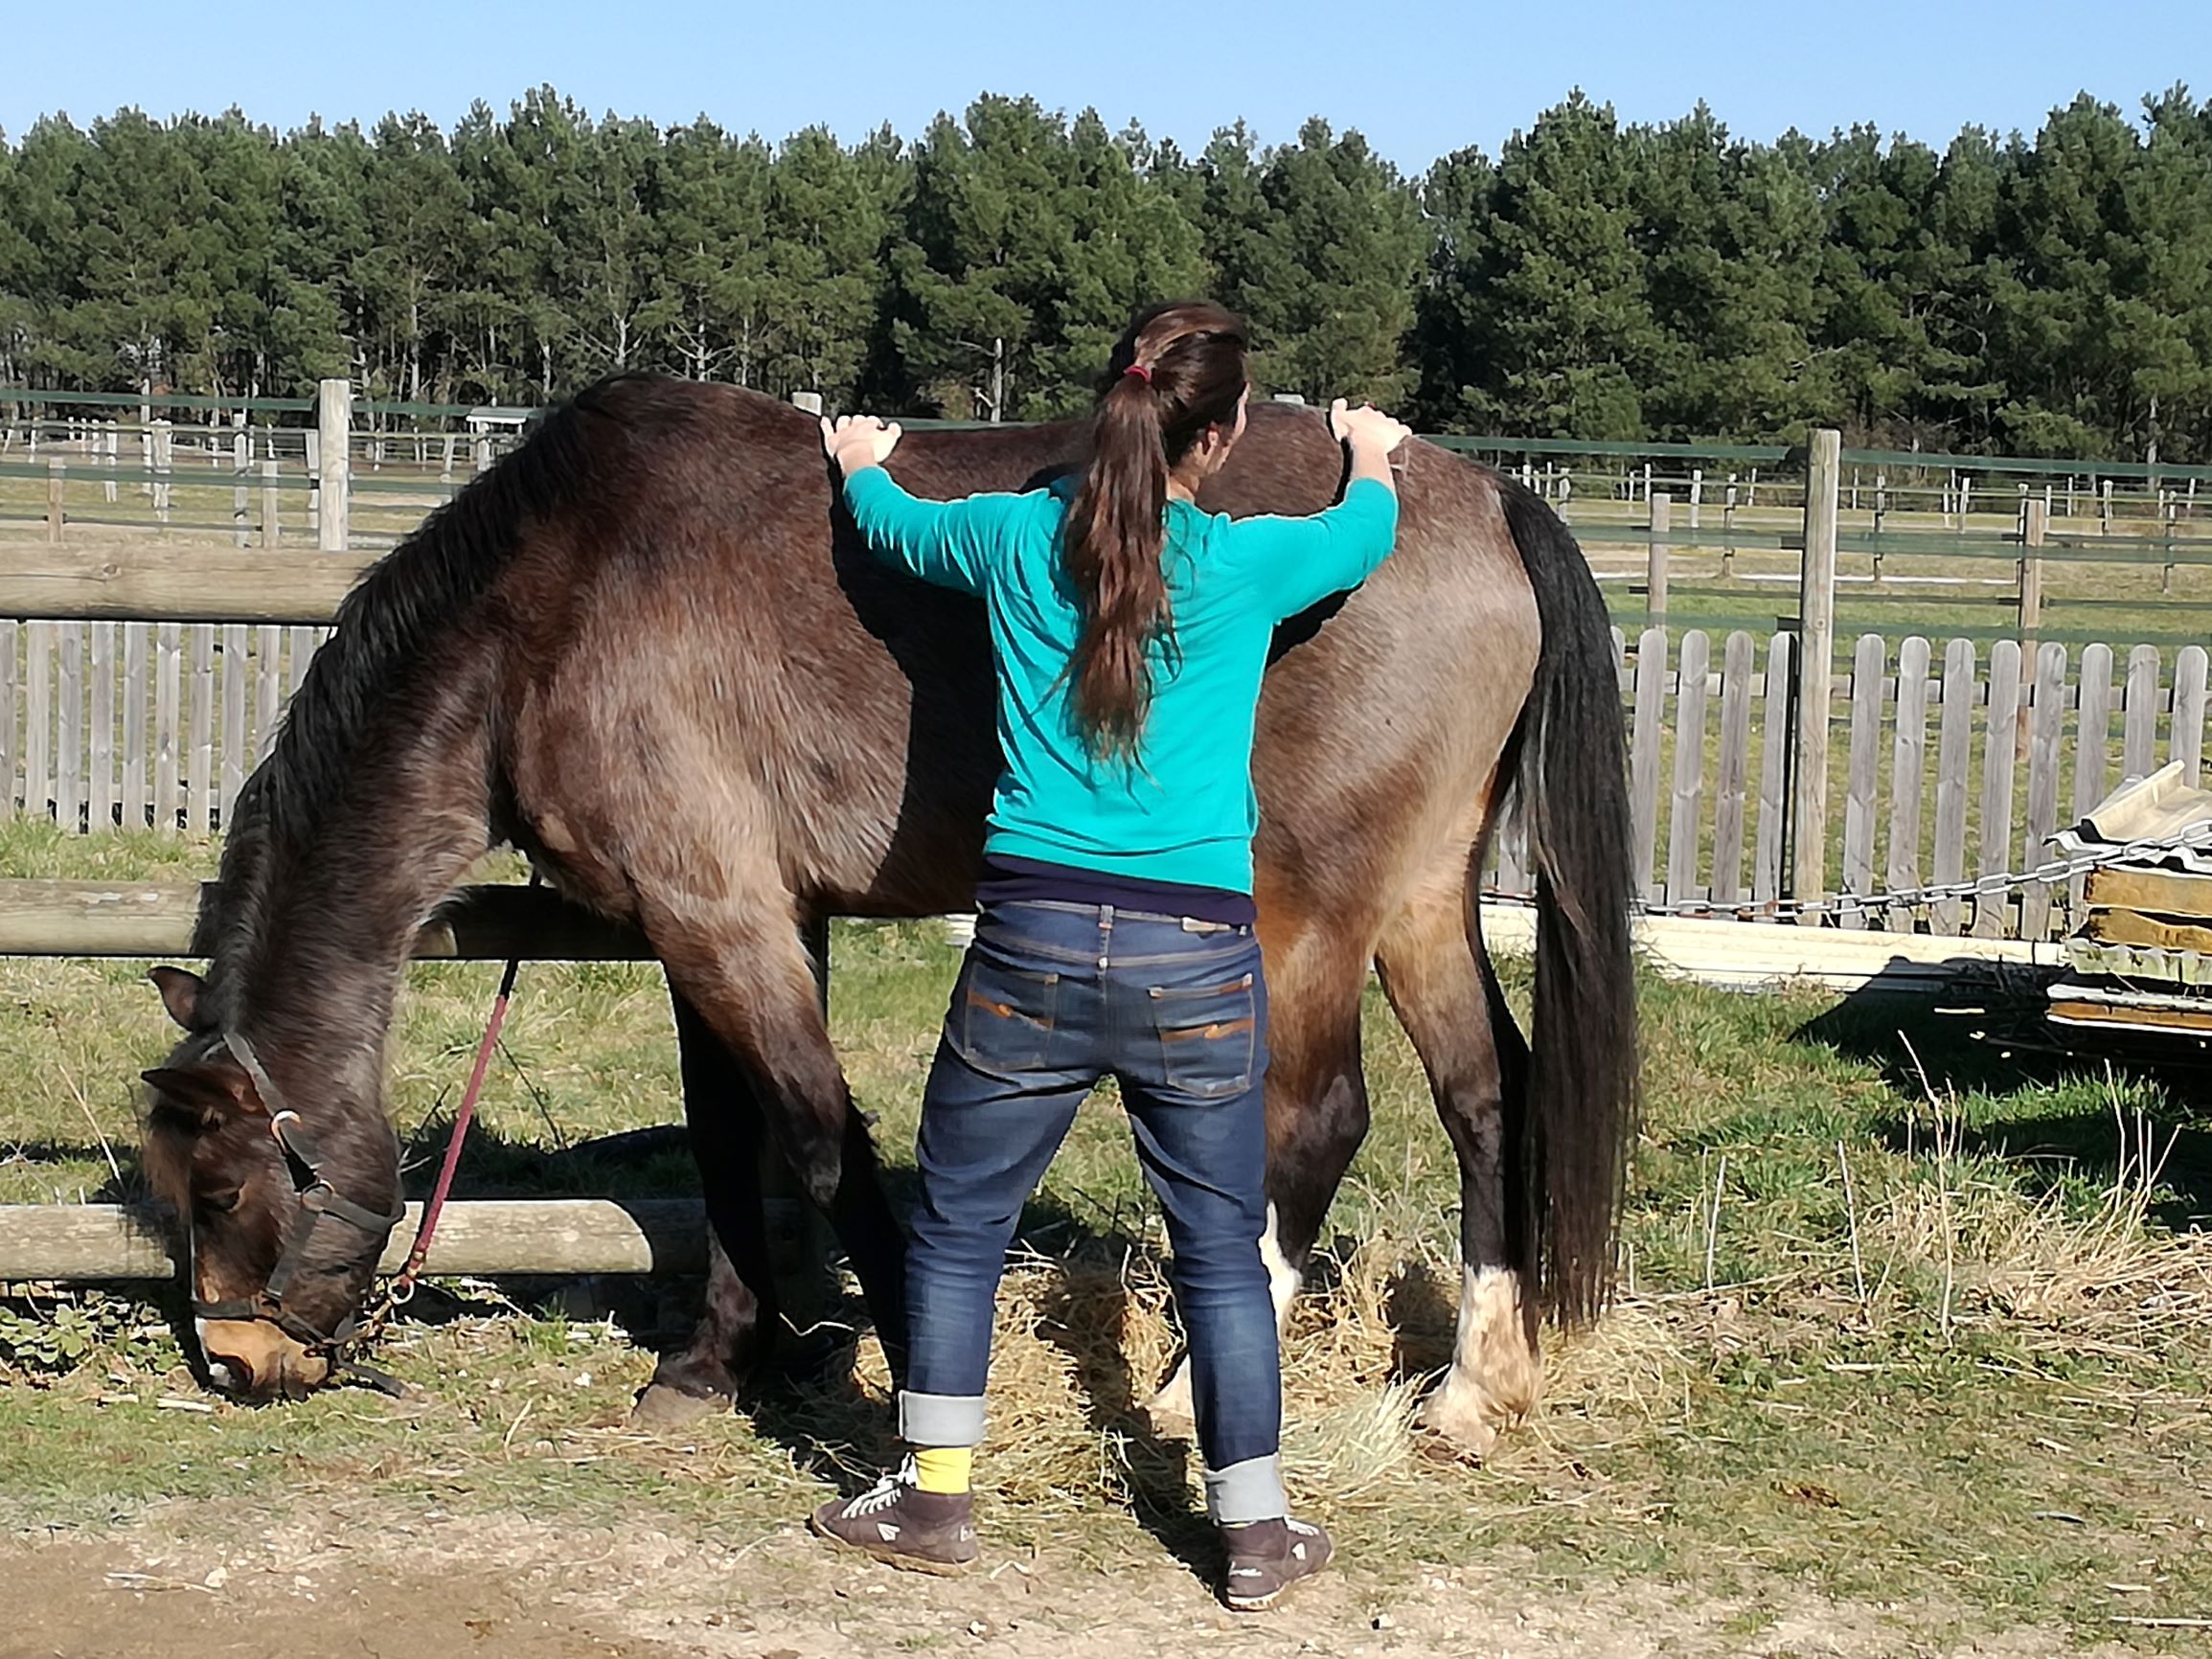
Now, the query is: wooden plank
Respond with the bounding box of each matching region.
[2123,645,2161,784]
[1711,630,1754,908]
[287,625,317,698]
[1753,631,1792,907]
[154,623,180,833]
[1665,629,1710,905]
[0,623,13,812]
[2062,939,2212,987]
[24,622,50,822]
[186,625,213,836]
[219,623,248,827]
[254,623,282,761]
[121,624,148,830]
[2085,866,2212,915]
[0,1198,708,1283]
[1886,636,1930,931]
[1792,430,1842,913]
[0,543,376,624]
[2020,642,2068,939]
[2072,642,2114,920]
[56,624,81,833]
[1974,640,2022,939]
[0,878,645,960]
[88,620,114,832]
[1630,626,1667,901]
[1840,633,1885,928]
[2084,910,2212,953]
[2174,645,2207,785]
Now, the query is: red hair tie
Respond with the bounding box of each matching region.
[1123,362,1152,383]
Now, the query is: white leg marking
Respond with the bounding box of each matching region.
[1417,1265,1542,1457]
[1150,1206,1297,1433]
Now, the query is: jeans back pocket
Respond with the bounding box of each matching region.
[950,952,1060,1077]
[1149,971,1258,1098]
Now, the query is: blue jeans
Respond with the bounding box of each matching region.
[899,900,1287,1524]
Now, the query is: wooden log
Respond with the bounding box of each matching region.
[1630,626,1667,901]
[1974,640,2021,939]
[0,878,647,959]
[1792,429,1842,916]
[317,379,351,554]
[1841,633,1885,928]
[1712,630,1753,908]
[1666,628,1709,905]
[0,543,376,625]
[2020,641,2068,939]
[1646,492,1671,622]
[1753,631,1791,907]
[46,457,65,542]
[0,1197,707,1283]
[1886,636,1930,931]
[2018,497,2045,637]
[259,458,280,548]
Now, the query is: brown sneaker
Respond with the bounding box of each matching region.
[1220,1515,1333,1610]
[810,1460,978,1575]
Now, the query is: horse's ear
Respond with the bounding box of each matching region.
[142,1059,261,1130]
[148,966,206,1031]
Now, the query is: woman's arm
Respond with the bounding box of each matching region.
[1233,399,1412,620]
[824,414,1011,595]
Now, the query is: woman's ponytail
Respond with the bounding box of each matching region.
[1064,302,1249,760]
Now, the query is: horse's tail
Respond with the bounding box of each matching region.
[1497,478,1639,1328]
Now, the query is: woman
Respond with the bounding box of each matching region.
[810,301,1408,1610]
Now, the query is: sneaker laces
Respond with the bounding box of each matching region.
[838,1455,920,1518]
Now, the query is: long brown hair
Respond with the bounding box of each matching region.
[1063,301,1249,758]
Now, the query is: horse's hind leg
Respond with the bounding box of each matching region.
[1374,860,1539,1457]
[633,989,779,1426]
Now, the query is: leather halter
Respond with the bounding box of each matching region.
[189,1031,405,1361]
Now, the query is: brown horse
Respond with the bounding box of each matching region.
[138,376,1635,1451]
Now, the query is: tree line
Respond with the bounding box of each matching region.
[1,85,2208,460]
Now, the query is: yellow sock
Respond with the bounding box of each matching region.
[912,1445,973,1495]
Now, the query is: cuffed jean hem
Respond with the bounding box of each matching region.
[1203,1454,1288,1525]
[898,1389,987,1447]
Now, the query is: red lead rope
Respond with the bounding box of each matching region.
[388,946,524,1301]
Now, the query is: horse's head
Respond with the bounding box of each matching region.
[139,966,402,1401]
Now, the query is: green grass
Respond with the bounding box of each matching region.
[1,825,2209,1646]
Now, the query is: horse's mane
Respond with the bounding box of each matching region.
[208,379,625,999]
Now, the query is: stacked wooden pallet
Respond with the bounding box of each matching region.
[2050,763,2212,1042]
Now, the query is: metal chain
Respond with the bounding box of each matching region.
[1608,817,2212,924]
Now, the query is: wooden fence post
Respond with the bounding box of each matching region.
[45,458,64,542]
[1646,491,1672,623]
[316,378,352,554]
[2017,497,2046,640]
[1790,428,1841,919]
[260,459,281,548]
[790,390,824,416]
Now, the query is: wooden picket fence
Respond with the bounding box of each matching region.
[1549,627,2211,940]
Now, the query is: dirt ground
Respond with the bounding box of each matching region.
[0,1503,2149,1659]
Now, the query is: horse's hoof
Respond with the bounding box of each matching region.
[1415,1385,1504,1460]
[630,1381,729,1428]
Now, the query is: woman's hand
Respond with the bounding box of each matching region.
[1328,398,1412,458]
[821,413,903,477]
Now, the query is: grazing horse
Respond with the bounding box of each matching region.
[138,376,1635,1450]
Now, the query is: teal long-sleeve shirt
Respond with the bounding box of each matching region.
[843,465,1400,895]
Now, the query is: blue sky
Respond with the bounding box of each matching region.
[6,1,2204,169]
